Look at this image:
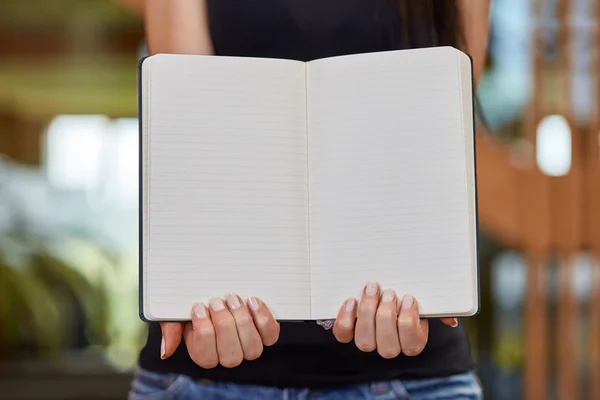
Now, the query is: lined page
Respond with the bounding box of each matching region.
[142,54,311,321]
[307,48,477,319]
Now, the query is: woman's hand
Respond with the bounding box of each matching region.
[160,295,280,368]
[332,282,458,358]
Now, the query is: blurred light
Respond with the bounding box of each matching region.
[491,252,527,310]
[574,253,593,302]
[46,115,110,191]
[478,0,533,129]
[100,118,139,207]
[536,114,572,176]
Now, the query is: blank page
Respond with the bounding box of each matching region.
[307,47,478,319]
[141,54,311,321]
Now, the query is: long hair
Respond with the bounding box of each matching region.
[396,1,488,125]
[396,1,465,49]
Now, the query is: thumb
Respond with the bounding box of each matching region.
[440,318,459,328]
[159,322,183,359]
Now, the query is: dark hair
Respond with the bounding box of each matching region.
[396,1,489,126]
[396,0,465,49]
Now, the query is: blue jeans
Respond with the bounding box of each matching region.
[128,368,483,399]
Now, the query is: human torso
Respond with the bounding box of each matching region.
[138,0,474,387]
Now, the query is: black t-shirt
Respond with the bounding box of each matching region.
[138,0,475,388]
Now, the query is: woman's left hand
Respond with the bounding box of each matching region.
[332,282,458,359]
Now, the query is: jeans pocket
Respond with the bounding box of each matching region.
[369,380,411,400]
[128,368,190,399]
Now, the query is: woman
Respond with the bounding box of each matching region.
[131,1,491,399]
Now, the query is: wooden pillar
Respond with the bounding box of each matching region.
[584,132,600,399]
[555,255,581,399]
[551,153,581,400]
[523,250,550,400]
[520,113,551,399]
[522,1,551,399]
[521,111,550,400]
[520,168,551,400]
[591,256,600,400]
[554,1,582,398]
[587,3,600,399]
[533,0,548,138]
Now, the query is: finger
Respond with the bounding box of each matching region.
[159,322,183,360]
[375,289,401,359]
[441,317,459,327]
[332,298,358,343]
[185,302,218,369]
[247,296,280,346]
[208,297,244,368]
[354,282,380,352]
[397,295,429,356]
[225,294,263,361]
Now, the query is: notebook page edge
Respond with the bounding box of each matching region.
[139,56,154,321]
[456,50,480,317]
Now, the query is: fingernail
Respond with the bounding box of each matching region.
[381,289,396,302]
[401,295,414,310]
[225,294,241,310]
[160,337,166,359]
[451,318,459,328]
[209,297,225,311]
[345,298,356,312]
[193,303,207,318]
[365,282,379,297]
[248,296,259,312]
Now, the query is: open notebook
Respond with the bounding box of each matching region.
[139,47,479,322]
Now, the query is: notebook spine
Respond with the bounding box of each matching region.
[138,56,150,323]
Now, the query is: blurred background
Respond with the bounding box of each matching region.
[0,0,598,399]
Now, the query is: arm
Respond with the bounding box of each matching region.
[144,0,214,55]
[458,0,492,86]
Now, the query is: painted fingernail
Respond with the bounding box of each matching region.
[160,337,166,359]
[248,296,260,312]
[365,282,379,297]
[345,298,356,312]
[451,318,459,327]
[402,295,414,310]
[225,294,241,310]
[209,297,225,311]
[381,289,396,302]
[193,303,207,318]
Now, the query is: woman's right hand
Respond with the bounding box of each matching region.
[160,295,280,368]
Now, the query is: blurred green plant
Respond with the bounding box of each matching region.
[0,230,113,360]
[0,152,147,373]
[493,332,524,371]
